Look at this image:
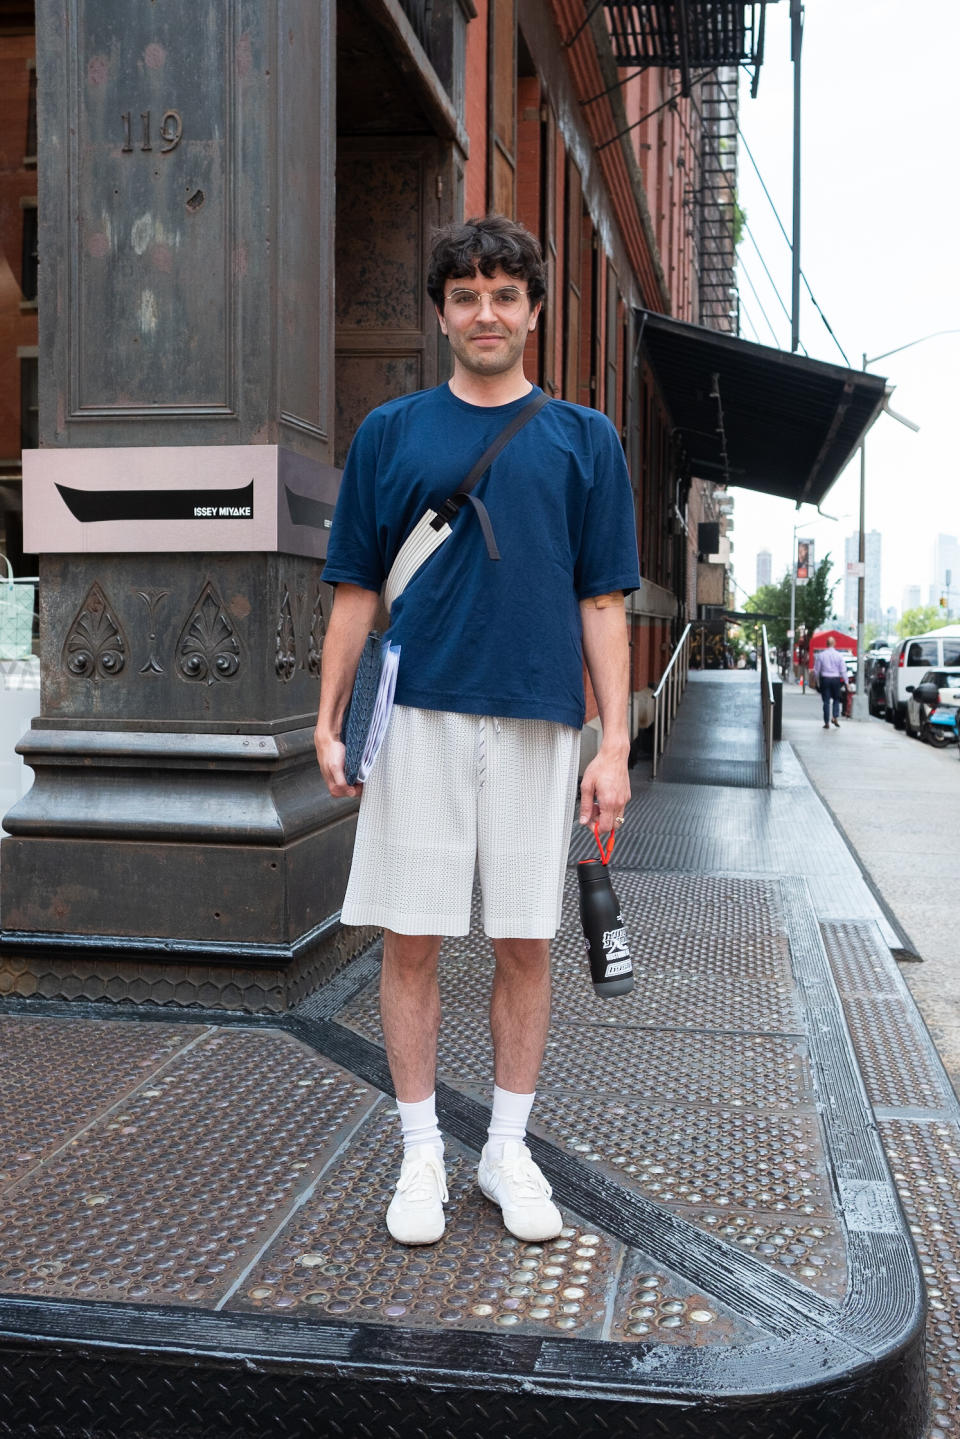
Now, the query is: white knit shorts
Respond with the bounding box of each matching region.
[340,704,580,939]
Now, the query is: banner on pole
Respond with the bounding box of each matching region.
[796,537,814,585]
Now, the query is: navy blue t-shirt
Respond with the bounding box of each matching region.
[323,383,641,729]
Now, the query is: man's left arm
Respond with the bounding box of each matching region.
[578,595,631,835]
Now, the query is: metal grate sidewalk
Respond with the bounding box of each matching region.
[0,741,945,1433]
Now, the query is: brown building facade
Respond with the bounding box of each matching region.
[0,6,37,572]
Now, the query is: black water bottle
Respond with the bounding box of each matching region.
[577,830,633,997]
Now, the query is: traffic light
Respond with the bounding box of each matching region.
[941,595,948,608]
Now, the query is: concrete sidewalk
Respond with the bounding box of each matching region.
[782,682,960,1094]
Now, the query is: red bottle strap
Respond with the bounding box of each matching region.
[593,822,615,866]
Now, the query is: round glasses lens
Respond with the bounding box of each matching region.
[447,288,526,310]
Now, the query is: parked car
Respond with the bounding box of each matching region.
[885,626,960,730]
[865,653,889,716]
[906,669,960,746]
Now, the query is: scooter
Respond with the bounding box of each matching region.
[911,679,960,749]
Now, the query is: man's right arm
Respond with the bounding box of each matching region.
[314,583,381,798]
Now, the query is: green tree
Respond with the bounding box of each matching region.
[744,578,790,651]
[796,553,837,635]
[898,605,950,638]
[743,554,837,655]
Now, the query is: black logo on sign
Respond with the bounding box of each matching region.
[55,481,254,523]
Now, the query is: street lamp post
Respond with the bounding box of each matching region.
[851,329,960,720]
[787,511,841,683]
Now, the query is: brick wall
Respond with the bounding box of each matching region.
[463,0,488,218]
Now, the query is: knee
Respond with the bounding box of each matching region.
[383,931,441,977]
[493,938,551,980]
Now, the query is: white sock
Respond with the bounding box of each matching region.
[485,1085,536,1160]
[396,1094,444,1159]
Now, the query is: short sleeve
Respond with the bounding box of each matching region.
[321,414,386,591]
[573,417,640,600]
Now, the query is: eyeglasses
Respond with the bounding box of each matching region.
[444,286,529,313]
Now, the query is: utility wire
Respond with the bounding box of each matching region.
[738,256,780,346]
[743,219,796,337]
[673,84,789,343]
[714,73,852,366]
[739,302,763,344]
[682,83,799,342]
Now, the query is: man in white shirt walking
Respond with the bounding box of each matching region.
[814,637,848,729]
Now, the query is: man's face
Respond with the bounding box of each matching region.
[436,266,541,379]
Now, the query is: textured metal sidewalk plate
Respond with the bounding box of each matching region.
[0,863,929,1436]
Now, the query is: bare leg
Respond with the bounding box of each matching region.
[490,938,552,1091]
[380,930,442,1103]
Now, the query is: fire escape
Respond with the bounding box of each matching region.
[600,3,770,334]
[602,2,768,93]
[696,68,739,333]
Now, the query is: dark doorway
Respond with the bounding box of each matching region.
[334,1,455,466]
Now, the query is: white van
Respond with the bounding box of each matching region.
[885,624,960,729]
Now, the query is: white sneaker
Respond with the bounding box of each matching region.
[477,1140,563,1242]
[386,1145,448,1245]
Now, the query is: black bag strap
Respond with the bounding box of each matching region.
[430,389,550,560]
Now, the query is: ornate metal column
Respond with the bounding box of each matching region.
[0,1,367,1009]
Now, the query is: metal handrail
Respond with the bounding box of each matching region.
[759,624,775,786]
[651,622,692,778]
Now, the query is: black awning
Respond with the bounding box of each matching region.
[636,310,888,507]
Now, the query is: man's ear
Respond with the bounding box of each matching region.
[435,305,447,335]
[528,301,543,333]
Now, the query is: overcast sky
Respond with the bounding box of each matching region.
[728,0,959,621]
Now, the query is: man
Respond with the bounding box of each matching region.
[315,215,640,1246]
[814,636,848,728]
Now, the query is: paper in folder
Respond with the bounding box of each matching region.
[342,632,401,786]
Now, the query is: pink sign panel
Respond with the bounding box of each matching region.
[22,445,340,559]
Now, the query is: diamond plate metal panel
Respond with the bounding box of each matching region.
[0,1346,931,1438]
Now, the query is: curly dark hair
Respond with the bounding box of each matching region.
[427,215,546,309]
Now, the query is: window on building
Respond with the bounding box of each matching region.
[20,354,39,451]
[488,0,516,215]
[563,161,582,403]
[539,101,558,396]
[25,59,37,166]
[605,263,620,426]
[21,200,38,305]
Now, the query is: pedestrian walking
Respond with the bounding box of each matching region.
[314,215,640,1246]
[814,636,847,728]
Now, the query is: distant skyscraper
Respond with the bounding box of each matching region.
[756,549,772,590]
[902,584,921,613]
[930,534,960,616]
[844,530,882,627]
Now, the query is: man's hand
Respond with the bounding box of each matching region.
[314,729,362,800]
[314,583,381,799]
[578,744,630,835]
